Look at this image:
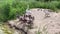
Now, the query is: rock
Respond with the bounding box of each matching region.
[7,8,60,34]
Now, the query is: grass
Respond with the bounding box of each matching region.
[0,23,14,34]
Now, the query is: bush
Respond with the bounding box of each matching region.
[0,3,10,22]
[8,1,28,20]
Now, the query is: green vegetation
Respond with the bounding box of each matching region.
[0,24,14,34]
[0,0,60,22]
